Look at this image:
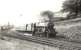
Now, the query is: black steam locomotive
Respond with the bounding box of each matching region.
[32,22,57,38]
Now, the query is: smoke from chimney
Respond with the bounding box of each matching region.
[40,10,54,23]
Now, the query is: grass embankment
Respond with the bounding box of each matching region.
[55,18,81,43]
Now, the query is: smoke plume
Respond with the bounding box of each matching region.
[40,10,54,23]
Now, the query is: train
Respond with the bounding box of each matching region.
[30,22,57,38]
[16,22,57,38]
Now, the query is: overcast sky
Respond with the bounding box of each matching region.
[0,0,65,26]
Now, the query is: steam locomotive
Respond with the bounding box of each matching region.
[31,22,57,38]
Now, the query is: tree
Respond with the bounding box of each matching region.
[62,0,81,19]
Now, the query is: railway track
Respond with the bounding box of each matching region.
[1,32,81,50]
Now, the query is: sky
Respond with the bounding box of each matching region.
[0,0,65,26]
